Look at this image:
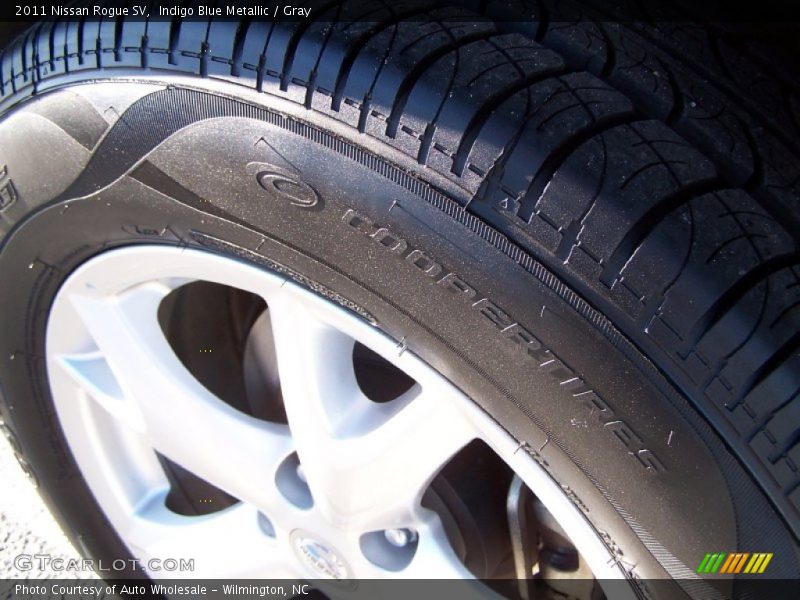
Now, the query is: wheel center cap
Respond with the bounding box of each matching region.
[290,530,351,580]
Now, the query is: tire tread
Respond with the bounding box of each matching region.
[1,0,799,535]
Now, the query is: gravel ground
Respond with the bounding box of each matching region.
[0,434,96,580]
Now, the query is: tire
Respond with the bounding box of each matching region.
[0,1,798,595]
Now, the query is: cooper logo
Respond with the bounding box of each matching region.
[256,170,320,208]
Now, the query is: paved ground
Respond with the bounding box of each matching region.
[0,434,95,579]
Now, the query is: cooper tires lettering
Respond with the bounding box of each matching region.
[256,170,320,209]
[343,208,666,474]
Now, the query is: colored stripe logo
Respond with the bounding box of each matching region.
[697,552,773,574]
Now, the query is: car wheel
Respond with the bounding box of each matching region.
[0,2,798,598]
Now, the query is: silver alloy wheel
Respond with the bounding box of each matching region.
[45,245,629,590]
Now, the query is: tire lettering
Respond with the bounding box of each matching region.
[438,272,477,300]
[406,249,442,278]
[372,228,408,254]
[341,208,666,473]
[0,165,19,211]
[473,298,515,330]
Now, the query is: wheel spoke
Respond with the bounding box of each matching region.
[54,350,146,432]
[325,388,474,528]
[267,288,475,529]
[126,494,296,578]
[65,282,293,513]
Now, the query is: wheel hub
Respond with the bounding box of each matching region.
[290,530,351,580]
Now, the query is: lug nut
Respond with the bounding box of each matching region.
[384,528,416,547]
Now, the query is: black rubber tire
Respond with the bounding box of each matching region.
[0,1,799,596]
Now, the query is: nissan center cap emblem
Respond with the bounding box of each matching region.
[290,530,354,586]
